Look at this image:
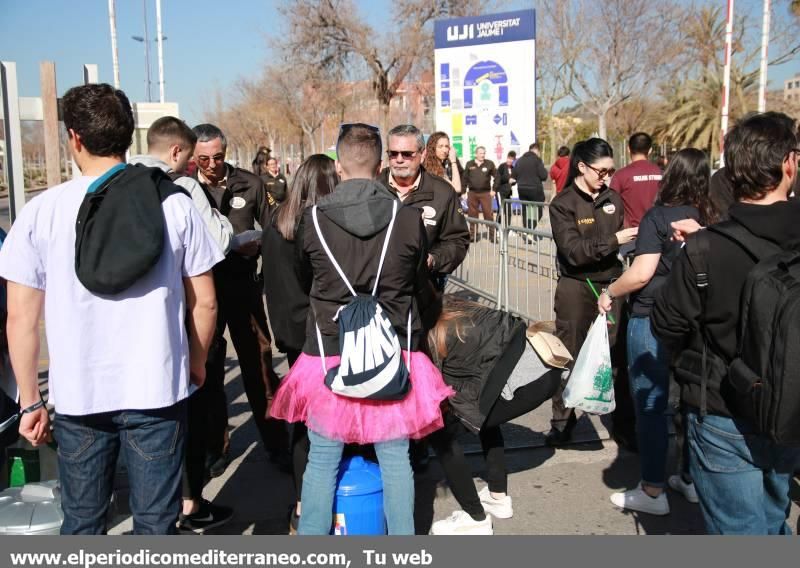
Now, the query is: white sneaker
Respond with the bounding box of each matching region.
[609,484,670,516]
[478,486,514,519]
[668,475,699,504]
[431,510,493,535]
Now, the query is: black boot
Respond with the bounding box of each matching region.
[544,412,577,447]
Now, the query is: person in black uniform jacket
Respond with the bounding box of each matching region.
[463,146,498,240]
[192,123,286,472]
[260,156,289,204]
[547,138,638,446]
[496,151,516,226]
[380,124,470,295]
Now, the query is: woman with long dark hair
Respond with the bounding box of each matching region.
[423,132,463,193]
[547,139,637,445]
[262,154,338,531]
[598,148,715,515]
[265,155,339,359]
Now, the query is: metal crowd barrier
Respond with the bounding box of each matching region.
[449,217,504,306]
[447,197,560,323]
[502,225,558,322]
[500,199,549,232]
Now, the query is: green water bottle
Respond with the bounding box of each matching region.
[7,448,40,487]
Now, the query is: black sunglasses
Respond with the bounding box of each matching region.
[387,150,418,159]
[584,163,616,179]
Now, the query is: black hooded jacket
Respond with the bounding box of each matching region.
[651,199,800,417]
[297,179,431,356]
[432,307,529,433]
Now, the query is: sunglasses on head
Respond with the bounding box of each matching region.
[387,150,418,159]
[337,123,382,154]
[584,163,616,179]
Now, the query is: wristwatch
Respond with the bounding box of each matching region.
[601,287,615,302]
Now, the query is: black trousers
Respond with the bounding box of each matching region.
[285,349,309,500]
[550,276,635,432]
[518,188,544,231]
[427,370,561,520]
[183,273,287,500]
[182,331,228,500]
[209,272,285,452]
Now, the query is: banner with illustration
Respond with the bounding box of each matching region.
[433,9,536,162]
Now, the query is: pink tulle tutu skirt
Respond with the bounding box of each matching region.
[270,350,454,444]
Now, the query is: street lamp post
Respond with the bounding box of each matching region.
[719,0,735,167]
[758,0,771,113]
[156,0,165,103]
[131,33,168,103]
[132,0,166,103]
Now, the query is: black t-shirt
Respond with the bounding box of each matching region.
[631,204,700,316]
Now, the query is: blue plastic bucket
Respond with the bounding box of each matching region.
[331,456,385,535]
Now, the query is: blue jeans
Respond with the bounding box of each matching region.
[687,412,800,534]
[627,317,671,487]
[54,401,187,535]
[299,430,414,535]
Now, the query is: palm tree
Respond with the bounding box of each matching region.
[653,5,763,161]
[656,67,757,161]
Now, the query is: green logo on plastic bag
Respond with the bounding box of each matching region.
[585,362,613,403]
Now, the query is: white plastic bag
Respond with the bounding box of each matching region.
[563,314,616,415]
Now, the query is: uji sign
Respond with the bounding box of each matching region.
[434,10,536,162]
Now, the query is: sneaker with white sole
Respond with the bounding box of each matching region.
[431,510,493,535]
[609,484,670,516]
[478,487,513,519]
[178,499,234,533]
[668,475,699,504]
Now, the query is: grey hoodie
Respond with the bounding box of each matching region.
[316,179,397,237]
[129,155,233,254]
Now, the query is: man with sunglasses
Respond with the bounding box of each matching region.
[380,124,470,295]
[191,124,287,480]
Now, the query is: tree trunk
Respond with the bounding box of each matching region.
[379,101,391,146]
[305,127,318,154]
[548,113,558,165]
[299,130,306,161]
[598,111,608,140]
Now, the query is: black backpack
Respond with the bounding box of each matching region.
[75,164,188,295]
[311,201,411,401]
[687,221,800,445]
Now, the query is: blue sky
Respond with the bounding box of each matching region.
[1,0,797,125]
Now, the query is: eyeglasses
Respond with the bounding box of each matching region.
[387,150,418,160]
[337,123,382,156]
[195,153,225,165]
[584,163,616,179]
